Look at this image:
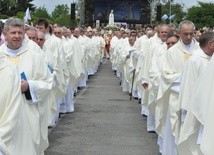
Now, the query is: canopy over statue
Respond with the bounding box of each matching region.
[108,10,114,26]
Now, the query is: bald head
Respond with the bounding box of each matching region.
[37,31,45,48]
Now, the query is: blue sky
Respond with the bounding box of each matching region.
[32,0,213,13]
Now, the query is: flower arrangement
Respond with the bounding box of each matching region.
[104,24,120,31]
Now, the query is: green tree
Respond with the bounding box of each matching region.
[15,12,25,19]
[0,0,35,16]
[186,2,214,28]
[16,0,36,12]
[0,14,8,19]
[161,2,186,25]
[55,14,72,27]
[32,6,52,21]
[51,4,77,27]
[0,0,17,16]
[51,4,69,19]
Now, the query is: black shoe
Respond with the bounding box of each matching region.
[142,114,147,117]
[114,70,116,75]
[148,131,156,134]
[74,92,77,96]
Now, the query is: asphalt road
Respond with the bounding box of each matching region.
[45,59,159,155]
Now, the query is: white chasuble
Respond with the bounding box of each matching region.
[0,40,52,154]
[156,40,199,143]
[178,49,210,155]
[187,55,214,155]
[0,53,36,155]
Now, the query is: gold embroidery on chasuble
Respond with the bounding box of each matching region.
[6,56,20,66]
[183,52,191,61]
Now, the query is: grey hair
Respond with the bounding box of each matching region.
[25,26,38,34]
[199,31,214,48]
[37,31,45,39]
[160,24,170,29]
[178,20,195,30]
[3,18,25,32]
[54,26,62,32]
[61,26,67,33]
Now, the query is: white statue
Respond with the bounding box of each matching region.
[108,10,114,26]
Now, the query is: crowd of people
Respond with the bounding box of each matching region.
[110,21,214,155]
[0,16,214,155]
[0,18,105,155]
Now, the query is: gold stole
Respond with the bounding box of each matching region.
[183,52,191,62]
[179,42,194,61]
[6,56,20,66]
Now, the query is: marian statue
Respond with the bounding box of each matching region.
[108,10,114,26]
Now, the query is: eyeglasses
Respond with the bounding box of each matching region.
[37,38,44,41]
[54,32,62,34]
[29,37,37,40]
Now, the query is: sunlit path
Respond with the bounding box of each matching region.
[45,59,159,155]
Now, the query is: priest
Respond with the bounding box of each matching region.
[178,31,214,155]
[182,31,214,155]
[0,18,52,155]
[156,20,200,155]
[0,52,36,155]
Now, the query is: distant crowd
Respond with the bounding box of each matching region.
[0,17,214,155]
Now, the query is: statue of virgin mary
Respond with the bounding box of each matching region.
[108,10,114,26]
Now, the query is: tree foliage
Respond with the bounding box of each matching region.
[0,0,17,16]
[32,6,52,21]
[0,0,35,16]
[51,4,69,19]
[16,0,36,12]
[15,12,25,19]
[55,14,72,27]
[51,4,78,27]
[186,2,214,28]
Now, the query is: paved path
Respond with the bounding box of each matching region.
[45,59,159,155]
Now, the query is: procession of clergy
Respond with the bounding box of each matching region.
[0,18,106,155]
[0,17,214,155]
[110,21,214,155]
